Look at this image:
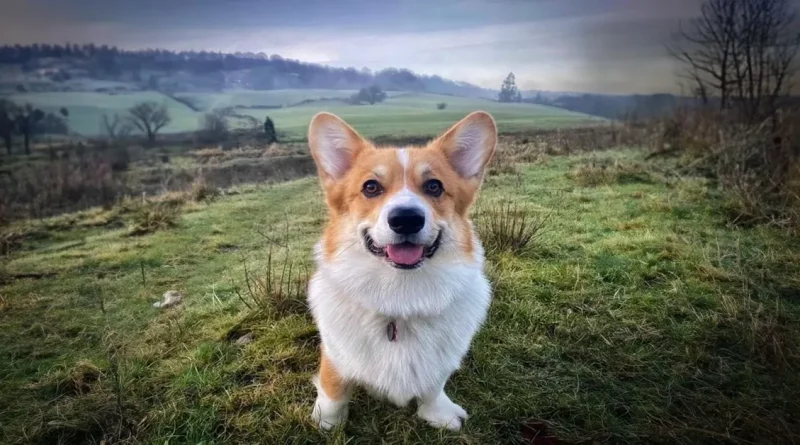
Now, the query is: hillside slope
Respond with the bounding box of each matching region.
[7,90,602,138]
[254,93,603,140]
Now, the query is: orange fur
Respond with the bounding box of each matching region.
[319,350,349,400]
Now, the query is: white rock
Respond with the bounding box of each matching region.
[235,333,254,345]
[153,290,183,308]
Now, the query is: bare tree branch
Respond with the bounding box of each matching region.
[668,0,800,121]
[127,101,171,145]
[101,113,132,141]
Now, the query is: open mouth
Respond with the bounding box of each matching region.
[363,230,442,269]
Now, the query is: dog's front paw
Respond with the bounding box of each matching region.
[417,394,468,431]
[312,395,348,430]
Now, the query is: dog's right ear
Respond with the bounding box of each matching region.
[308,112,367,183]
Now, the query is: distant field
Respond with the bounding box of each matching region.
[7,89,602,139]
[173,89,362,111]
[249,93,603,140]
[7,91,202,136]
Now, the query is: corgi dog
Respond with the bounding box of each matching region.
[306,111,496,431]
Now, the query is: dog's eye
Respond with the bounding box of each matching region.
[423,179,444,197]
[362,179,383,198]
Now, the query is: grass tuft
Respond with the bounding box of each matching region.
[570,158,652,187]
[477,202,548,255]
[236,246,310,317]
[126,201,181,236]
[190,174,221,203]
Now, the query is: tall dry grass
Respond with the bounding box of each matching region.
[646,107,800,232]
[0,156,125,222]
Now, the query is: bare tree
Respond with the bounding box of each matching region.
[127,101,171,145]
[734,0,800,119]
[238,115,260,132]
[668,0,800,121]
[101,113,133,141]
[668,0,736,108]
[0,100,18,155]
[200,108,231,142]
[14,104,45,155]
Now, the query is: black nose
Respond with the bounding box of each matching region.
[388,207,425,235]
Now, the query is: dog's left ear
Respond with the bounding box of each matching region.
[436,111,497,179]
[308,112,368,183]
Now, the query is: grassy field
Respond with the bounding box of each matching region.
[7,91,202,137]
[245,93,601,140]
[6,89,601,139]
[1,143,799,444]
[173,89,366,110]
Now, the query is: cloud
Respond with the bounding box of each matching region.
[0,0,720,94]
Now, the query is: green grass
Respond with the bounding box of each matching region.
[2,148,799,444]
[246,92,602,140]
[7,90,600,139]
[8,91,202,136]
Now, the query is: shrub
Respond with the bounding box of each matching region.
[107,147,131,172]
[349,85,387,105]
[0,156,125,220]
[436,102,447,110]
[264,116,277,144]
[190,174,220,202]
[715,118,800,231]
[650,108,800,232]
[647,108,719,158]
[200,108,230,143]
[126,201,180,236]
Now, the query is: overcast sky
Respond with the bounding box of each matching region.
[0,0,775,94]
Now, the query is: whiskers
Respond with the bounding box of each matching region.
[434,229,477,259]
[330,238,361,262]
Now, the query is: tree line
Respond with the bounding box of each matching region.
[0,97,286,155]
[0,43,493,96]
[0,83,393,155]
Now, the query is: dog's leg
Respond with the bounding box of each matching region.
[416,379,467,431]
[312,351,351,430]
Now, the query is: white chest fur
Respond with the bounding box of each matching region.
[307,242,492,406]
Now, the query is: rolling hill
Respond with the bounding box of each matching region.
[7,90,603,140]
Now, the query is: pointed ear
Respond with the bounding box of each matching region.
[436,111,497,179]
[308,112,367,181]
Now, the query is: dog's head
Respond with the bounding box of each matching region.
[309,111,496,270]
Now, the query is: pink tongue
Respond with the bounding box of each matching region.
[386,244,424,265]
